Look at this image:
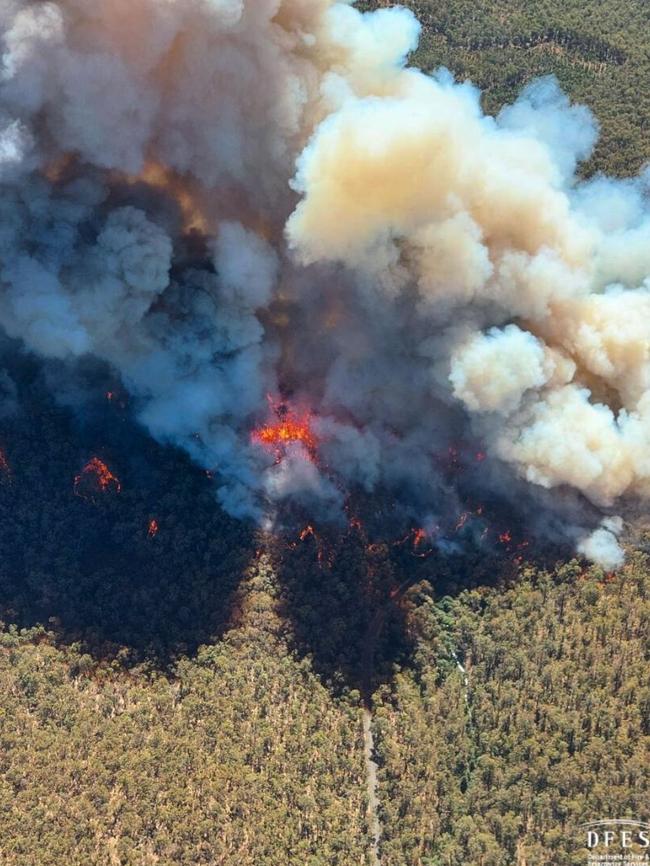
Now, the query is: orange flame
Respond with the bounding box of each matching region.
[412,527,427,547]
[409,527,434,558]
[253,416,315,451]
[147,518,159,538]
[252,400,316,462]
[74,457,121,499]
[289,523,332,567]
[392,526,434,558]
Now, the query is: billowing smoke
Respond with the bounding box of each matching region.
[1,0,649,567]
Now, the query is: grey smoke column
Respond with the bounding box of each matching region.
[1,0,649,568]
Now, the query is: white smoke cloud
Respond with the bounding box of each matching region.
[578,517,625,572]
[450,325,563,415]
[0,0,647,568]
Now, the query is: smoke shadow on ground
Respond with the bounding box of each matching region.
[275,531,417,700]
[0,350,573,688]
[0,354,256,665]
[273,494,571,701]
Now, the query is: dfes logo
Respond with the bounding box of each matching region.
[583,819,650,853]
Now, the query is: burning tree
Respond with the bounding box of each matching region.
[74,457,121,501]
[251,399,316,463]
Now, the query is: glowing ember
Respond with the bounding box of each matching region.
[0,448,11,480]
[74,457,121,499]
[412,528,427,547]
[289,523,331,567]
[148,518,159,538]
[498,530,513,545]
[252,400,316,461]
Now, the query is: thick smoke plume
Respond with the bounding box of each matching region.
[1,0,649,568]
